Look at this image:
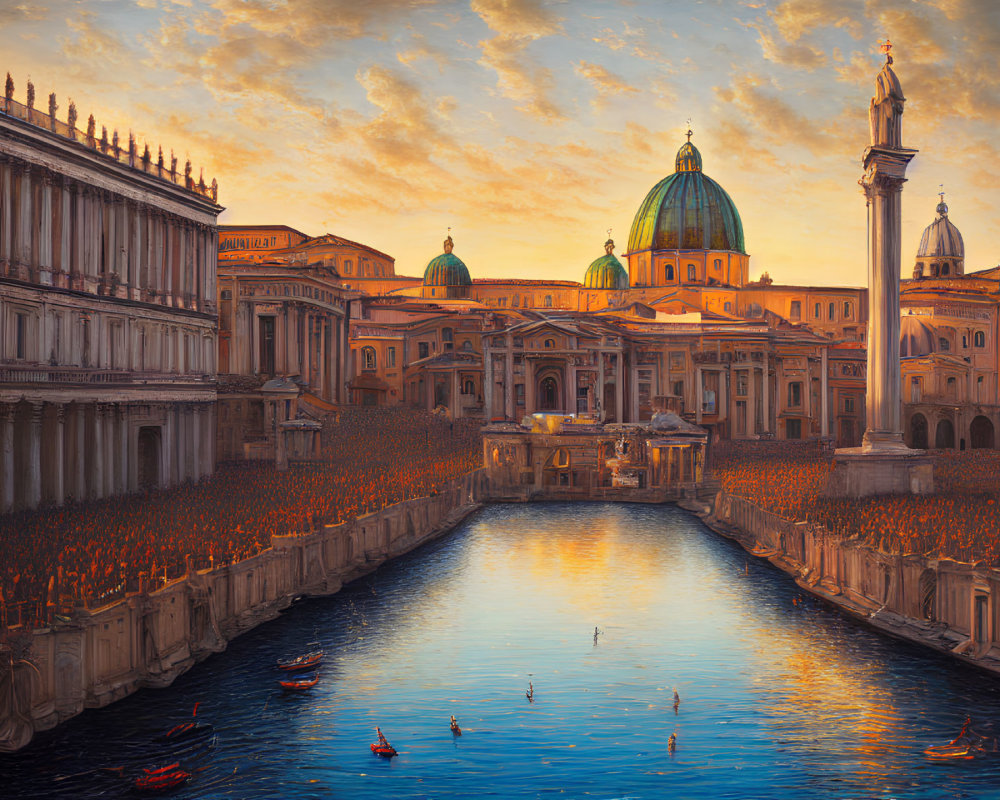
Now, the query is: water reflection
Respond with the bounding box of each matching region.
[3,502,1000,799]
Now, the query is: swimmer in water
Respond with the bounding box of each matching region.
[673,689,680,713]
[526,682,534,701]
[450,715,461,735]
[668,733,676,752]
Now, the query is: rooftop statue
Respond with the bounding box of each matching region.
[869,40,904,148]
[604,238,615,255]
[443,234,454,254]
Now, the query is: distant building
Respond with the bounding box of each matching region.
[0,78,222,511]
[215,225,351,462]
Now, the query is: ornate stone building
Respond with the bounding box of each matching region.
[0,79,222,511]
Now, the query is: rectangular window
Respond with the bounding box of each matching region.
[418,342,429,359]
[515,383,524,405]
[828,302,835,321]
[14,312,27,360]
[814,303,821,319]
[844,396,855,414]
[911,377,922,403]
[843,301,852,319]
[736,372,748,397]
[786,418,802,439]
[387,347,396,367]
[788,381,802,407]
[790,301,801,321]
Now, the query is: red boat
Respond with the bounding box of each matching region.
[371,727,397,757]
[133,767,191,793]
[277,650,324,671]
[279,675,318,691]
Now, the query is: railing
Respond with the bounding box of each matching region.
[0,364,214,385]
[1,95,218,202]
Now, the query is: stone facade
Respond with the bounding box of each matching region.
[0,84,221,509]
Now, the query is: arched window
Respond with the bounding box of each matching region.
[844,301,853,319]
[687,264,696,281]
[463,379,474,395]
[814,303,821,319]
[361,346,376,370]
[544,338,555,349]
[549,447,570,468]
[975,331,986,348]
[665,264,674,281]
[828,302,835,321]
[713,258,722,271]
[724,301,732,313]
[462,340,473,352]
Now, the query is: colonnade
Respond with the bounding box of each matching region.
[0,400,215,513]
[0,156,216,311]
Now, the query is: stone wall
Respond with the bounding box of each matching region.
[706,491,1000,677]
[0,469,487,752]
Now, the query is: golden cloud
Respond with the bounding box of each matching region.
[575,60,639,102]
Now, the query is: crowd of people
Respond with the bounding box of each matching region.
[0,408,482,628]
[714,441,1000,564]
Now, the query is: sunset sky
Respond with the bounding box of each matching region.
[3,0,998,287]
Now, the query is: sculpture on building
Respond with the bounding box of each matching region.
[443,234,454,254]
[25,79,34,111]
[4,73,13,107]
[67,101,77,136]
[869,41,904,148]
[47,92,57,130]
[86,114,95,145]
[184,159,192,188]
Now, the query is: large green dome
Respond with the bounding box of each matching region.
[627,141,745,254]
[423,236,471,286]
[584,240,628,289]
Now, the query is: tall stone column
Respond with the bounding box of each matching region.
[860,52,916,452]
[484,343,493,420]
[26,403,42,509]
[0,404,13,513]
[821,348,829,438]
[825,44,933,497]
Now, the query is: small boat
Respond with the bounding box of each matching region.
[450,715,461,735]
[277,650,324,671]
[155,721,213,742]
[924,743,975,760]
[279,675,318,691]
[133,767,191,793]
[371,727,397,757]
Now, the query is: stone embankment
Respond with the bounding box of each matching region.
[701,490,1000,678]
[0,469,487,753]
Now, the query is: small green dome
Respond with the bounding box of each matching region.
[628,140,745,255]
[423,236,471,286]
[584,241,628,289]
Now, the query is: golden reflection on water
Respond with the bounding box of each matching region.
[738,599,908,784]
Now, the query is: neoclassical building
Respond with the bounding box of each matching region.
[0,80,222,510]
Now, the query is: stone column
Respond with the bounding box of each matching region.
[0,158,11,269]
[451,369,460,420]
[50,404,65,507]
[484,343,494,420]
[614,351,623,424]
[90,405,105,500]
[821,348,829,438]
[26,403,42,509]
[16,164,31,269]
[70,404,86,502]
[748,366,757,437]
[0,404,13,513]
[860,59,917,452]
[39,175,53,283]
[695,365,703,424]
[525,358,535,414]
[598,351,605,421]
[762,351,770,434]
[504,337,514,420]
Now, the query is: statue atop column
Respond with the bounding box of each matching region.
[869,40,904,148]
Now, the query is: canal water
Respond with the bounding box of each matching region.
[4,502,1000,799]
